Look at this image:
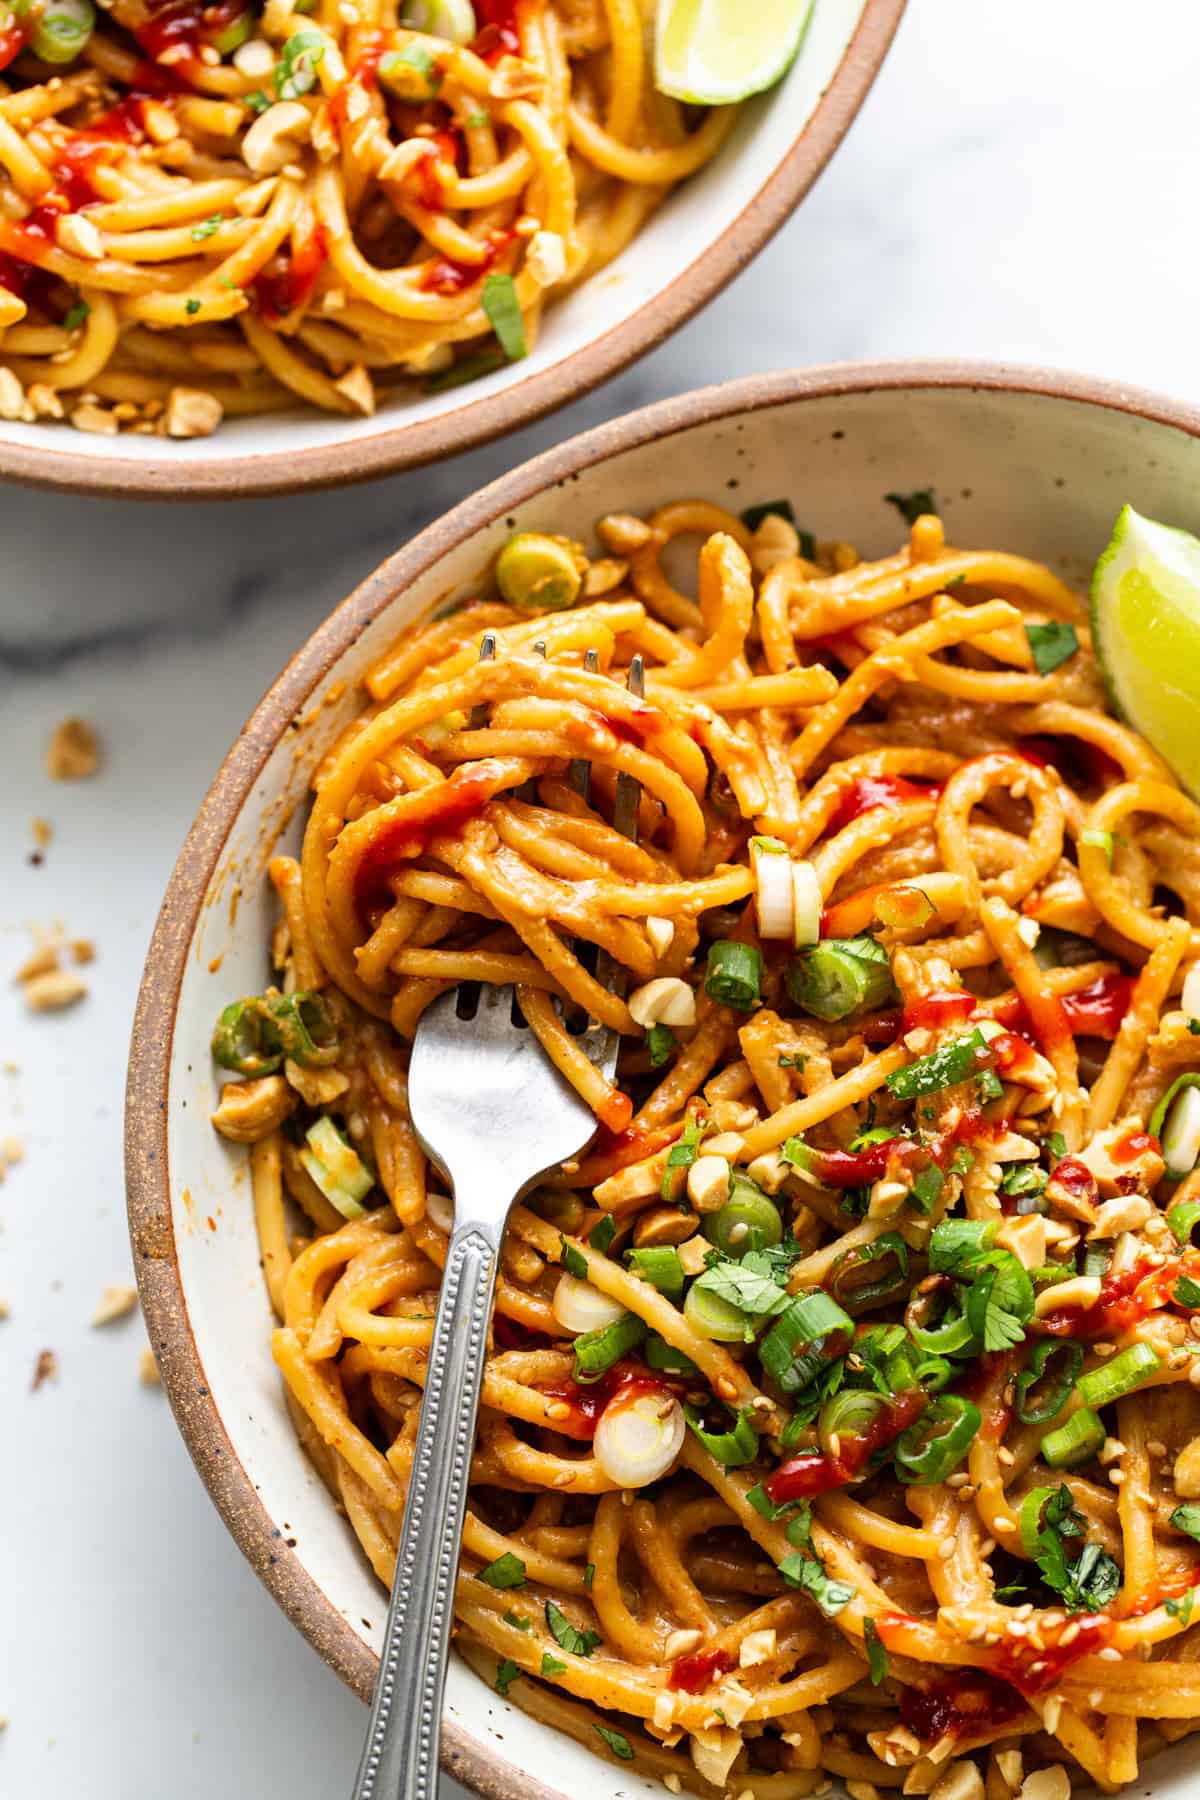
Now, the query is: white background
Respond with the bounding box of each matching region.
[3,3,1199,1794]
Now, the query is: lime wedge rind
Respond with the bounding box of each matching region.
[1090,503,1200,799]
[654,0,814,108]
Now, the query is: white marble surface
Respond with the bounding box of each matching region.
[2,1,1199,1793]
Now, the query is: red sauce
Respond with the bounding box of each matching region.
[801,1138,923,1187]
[0,14,27,69]
[1113,1126,1158,1164]
[860,1009,904,1047]
[1018,735,1122,791]
[48,102,146,210]
[1038,1253,1187,1339]
[470,0,521,60]
[329,34,386,130]
[252,222,328,323]
[412,127,461,211]
[829,774,943,834]
[352,766,495,920]
[993,1614,1110,1697]
[586,1119,682,1169]
[1059,972,1133,1039]
[492,1313,554,1351]
[597,1088,633,1135]
[1049,1156,1096,1202]
[988,1029,1040,1081]
[668,1646,736,1694]
[421,226,513,297]
[900,1669,1027,1742]
[903,990,977,1033]
[539,1364,676,1442]
[134,0,245,73]
[762,1390,927,1500]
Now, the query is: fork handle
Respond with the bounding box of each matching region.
[350,1216,501,1800]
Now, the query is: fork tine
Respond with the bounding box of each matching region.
[588,654,644,1064]
[568,648,600,799]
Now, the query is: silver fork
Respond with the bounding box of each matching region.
[350,653,641,1800]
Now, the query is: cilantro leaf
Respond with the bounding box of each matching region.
[478,1553,526,1589]
[1171,1503,1200,1542]
[540,1652,567,1676]
[1026,621,1079,676]
[1176,1275,1200,1309]
[690,1257,789,1324]
[1167,1591,1196,1626]
[545,1600,601,1658]
[559,1237,587,1279]
[863,1616,888,1685]
[593,1725,634,1761]
[885,488,938,525]
[779,1550,856,1617]
[494,1657,521,1696]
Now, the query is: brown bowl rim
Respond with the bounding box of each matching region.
[0,0,904,502]
[126,357,1200,1800]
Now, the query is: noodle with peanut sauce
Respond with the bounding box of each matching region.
[211,496,1200,1797]
[0,0,735,437]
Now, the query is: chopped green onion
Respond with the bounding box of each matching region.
[1025,621,1079,675]
[495,531,582,611]
[829,1232,909,1313]
[583,1563,595,1591]
[212,996,285,1075]
[572,1312,646,1383]
[886,1028,992,1101]
[704,940,763,1011]
[593,1725,634,1761]
[399,0,477,43]
[1041,1405,1105,1468]
[478,1552,526,1589]
[683,1404,758,1467]
[545,1599,601,1657]
[209,5,252,51]
[818,1388,887,1455]
[378,40,443,96]
[863,1616,888,1685]
[30,0,94,62]
[1081,1243,1110,1281]
[905,1282,976,1358]
[1015,1340,1083,1424]
[660,1114,709,1202]
[785,935,895,1023]
[62,299,90,330]
[910,1163,945,1213]
[1177,1274,1200,1309]
[646,1023,676,1067]
[482,273,527,361]
[190,213,225,242]
[1079,829,1117,866]
[740,498,794,531]
[893,1395,979,1484]
[559,1236,588,1279]
[999,1162,1047,1198]
[625,1246,683,1300]
[1077,1341,1161,1407]
[531,1189,584,1234]
[274,27,325,96]
[644,1333,699,1376]
[760,1292,852,1392]
[682,1282,748,1344]
[588,1212,616,1253]
[1019,1484,1073,1556]
[1169,1200,1200,1245]
[298,1116,373,1219]
[885,487,937,525]
[272,991,340,1066]
[1151,1074,1200,1177]
[425,348,506,393]
[702,1177,782,1257]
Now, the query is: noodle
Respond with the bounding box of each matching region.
[0,0,735,436]
[208,499,1200,1795]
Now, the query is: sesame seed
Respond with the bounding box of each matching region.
[1098,1647,1122,1662]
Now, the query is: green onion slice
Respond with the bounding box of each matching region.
[482,273,527,361]
[704,940,764,1011]
[1041,1405,1105,1469]
[817,1388,887,1456]
[785,935,895,1023]
[684,1404,758,1467]
[298,1116,374,1219]
[644,1333,699,1376]
[1076,1341,1162,1408]
[625,1246,683,1301]
[829,1232,909,1313]
[759,1292,852,1392]
[30,0,94,61]
[905,1281,977,1358]
[702,1177,782,1257]
[1015,1340,1083,1425]
[893,1395,979,1484]
[572,1312,646,1383]
[886,1029,992,1101]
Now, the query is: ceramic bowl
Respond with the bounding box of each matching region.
[0,0,901,500]
[127,361,1200,1799]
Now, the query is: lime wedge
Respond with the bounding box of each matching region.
[654,0,813,106]
[1091,504,1200,798]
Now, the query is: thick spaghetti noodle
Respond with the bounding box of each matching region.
[0,0,734,435]
[211,500,1200,1797]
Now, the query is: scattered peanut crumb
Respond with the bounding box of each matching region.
[31,1348,58,1390]
[0,1137,23,1184]
[0,1299,10,1320]
[72,939,96,965]
[22,968,88,1012]
[46,716,101,780]
[139,1347,161,1386]
[30,817,52,849]
[92,1284,138,1327]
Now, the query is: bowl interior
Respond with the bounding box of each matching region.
[146,371,1200,1800]
[0,0,876,487]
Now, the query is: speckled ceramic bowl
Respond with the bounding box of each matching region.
[127,362,1200,1799]
[0,0,902,500]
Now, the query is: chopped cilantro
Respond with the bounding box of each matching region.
[559,1237,587,1279]
[478,1552,526,1590]
[494,1657,521,1696]
[545,1599,601,1658]
[884,487,937,525]
[594,1725,634,1761]
[863,1616,888,1685]
[1026,621,1079,676]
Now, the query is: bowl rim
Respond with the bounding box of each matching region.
[126,356,1200,1799]
[0,0,904,503]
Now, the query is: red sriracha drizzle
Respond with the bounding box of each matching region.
[990,972,1132,1043]
[539,1363,679,1443]
[668,1646,735,1694]
[352,765,499,921]
[762,1389,927,1501]
[252,223,328,323]
[470,0,521,59]
[412,128,462,212]
[899,1667,1029,1740]
[993,1613,1111,1697]
[421,227,514,297]
[329,34,386,130]
[828,774,943,834]
[0,12,28,69]
[902,990,977,1033]
[1038,1249,1200,1339]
